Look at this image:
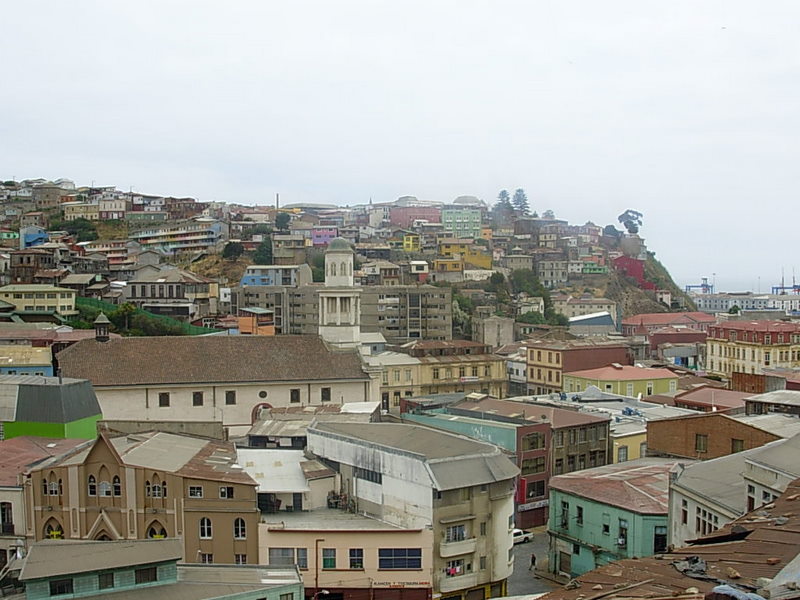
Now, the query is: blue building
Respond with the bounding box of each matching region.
[239,264,312,287]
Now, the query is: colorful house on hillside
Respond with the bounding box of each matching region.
[0,375,102,439]
[563,364,679,397]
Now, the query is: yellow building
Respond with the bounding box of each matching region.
[706,321,800,378]
[610,424,648,464]
[438,240,492,269]
[434,258,464,272]
[563,364,679,397]
[403,232,421,252]
[0,284,78,316]
[364,352,423,411]
[397,340,507,398]
[62,201,100,221]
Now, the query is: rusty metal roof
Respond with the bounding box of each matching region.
[541,478,800,600]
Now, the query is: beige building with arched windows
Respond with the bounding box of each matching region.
[24,431,260,565]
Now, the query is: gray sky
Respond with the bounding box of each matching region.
[3,1,798,292]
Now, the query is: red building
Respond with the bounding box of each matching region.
[389,206,441,229]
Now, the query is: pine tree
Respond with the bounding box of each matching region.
[512,188,530,215]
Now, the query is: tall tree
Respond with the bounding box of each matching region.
[512,188,530,215]
[492,189,515,226]
[253,237,273,264]
[275,212,291,231]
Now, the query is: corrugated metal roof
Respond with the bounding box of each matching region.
[541,478,800,600]
[20,538,183,580]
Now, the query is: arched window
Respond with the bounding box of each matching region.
[58,479,63,496]
[199,517,212,539]
[41,479,48,497]
[147,522,167,538]
[99,481,112,497]
[112,476,121,496]
[145,481,151,497]
[331,263,337,277]
[88,475,97,497]
[48,481,58,496]
[162,481,167,498]
[151,475,162,498]
[234,518,246,540]
[341,261,346,277]
[45,520,63,539]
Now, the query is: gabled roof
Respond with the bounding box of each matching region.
[20,538,184,580]
[57,335,369,386]
[621,312,716,327]
[42,432,256,485]
[0,436,86,486]
[0,375,101,424]
[309,422,519,490]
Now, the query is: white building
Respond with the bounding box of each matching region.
[307,422,519,599]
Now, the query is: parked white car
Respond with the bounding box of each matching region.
[512,528,532,544]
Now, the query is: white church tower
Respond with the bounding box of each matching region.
[318,238,361,348]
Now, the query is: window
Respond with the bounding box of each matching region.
[554,458,563,475]
[433,368,440,380]
[618,519,628,548]
[567,455,575,472]
[521,457,546,475]
[560,501,569,529]
[290,388,300,403]
[355,467,382,484]
[297,547,308,569]
[681,499,688,524]
[732,438,744,453]
[349,548,364,569]
[220,486,234,499]
[225,390,236,405]
[135,567,158,584]
[379,548,422,569]
[654,526,667,553]
[98,573,114,590]
[322,548,336,569]
[158,393,170,408]
[193,391,204,407]
[445,558,465,577]
[88,475,97,496]
[480,556,487,570]
[321,387,331,402]
[234,517,247,540]
[113,476,121,496]
[521,432,544,451]
[99,481,112,497]
[280,594,294,600]
[189,486,203,498]
[480,521,487,536]
[527,480,545,498]
[199,517,212,539]
[695,434,708,453]
[235,554,247,565]
[268,548,296,566]
[49,579,74,596]
[200,553,213,564]
[617,445,628,462]
[445,524,466,542]
[576,506,584,526]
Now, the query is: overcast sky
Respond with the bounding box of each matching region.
[2,1,798,292]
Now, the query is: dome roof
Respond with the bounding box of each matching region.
[326,237,353,252]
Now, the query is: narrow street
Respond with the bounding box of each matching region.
[507,528,560,596]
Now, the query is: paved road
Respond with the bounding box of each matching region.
[507,529,559,596]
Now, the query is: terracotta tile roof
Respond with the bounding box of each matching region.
[565,365,678,381]
[549,458,685,514]
[674,386,750,410]
[542,477,800,600]
[0,437,86,486]
[709,320,800,333]
[57,335,369,386]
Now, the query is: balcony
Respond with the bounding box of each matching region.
[439,537,477,558]
[439,572,478,594]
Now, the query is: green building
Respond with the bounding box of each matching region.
[0,375,101,440]
[19,538,303,600]
[562,365,679,397]
[547,458,684,577]
[441,205,482,240]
